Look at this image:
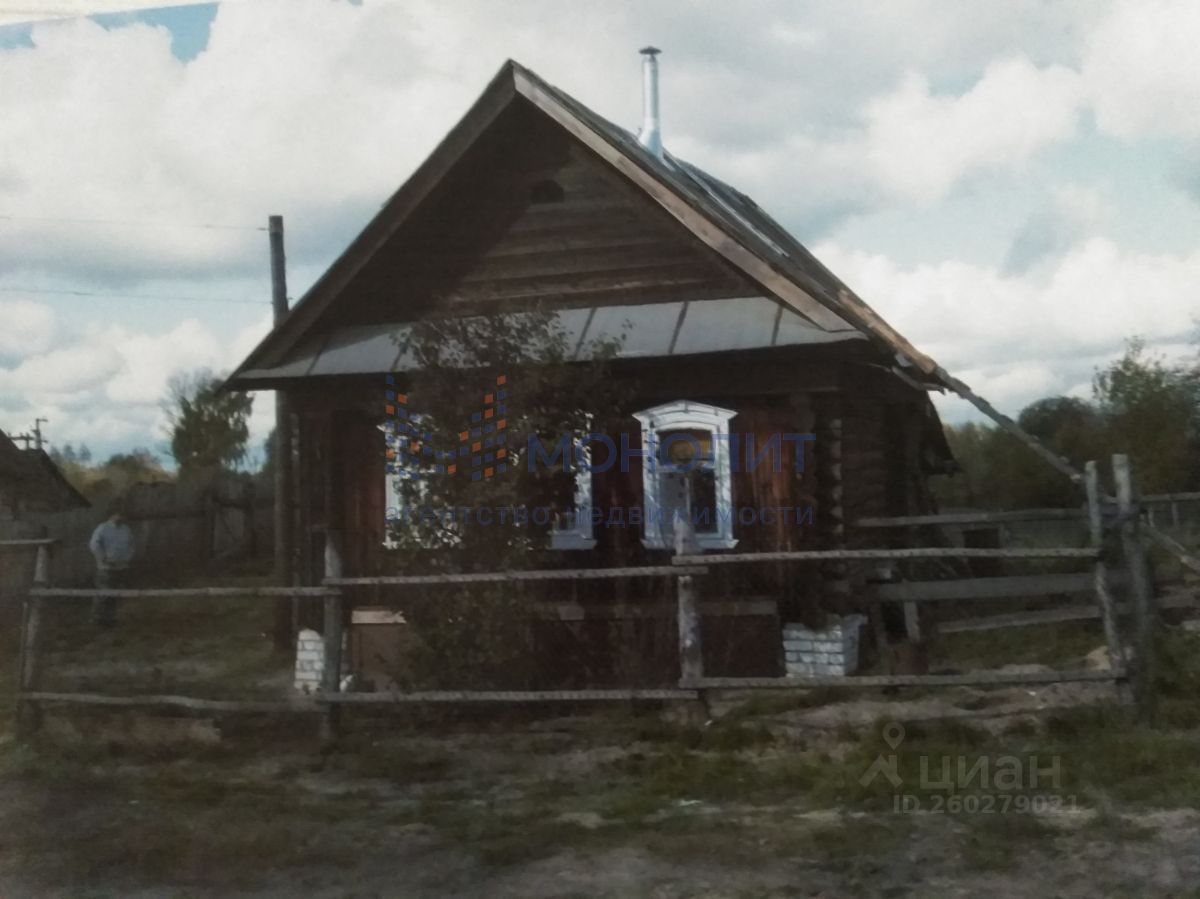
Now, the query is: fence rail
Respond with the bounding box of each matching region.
[30,586,339,600]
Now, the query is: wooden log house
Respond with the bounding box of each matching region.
[227,56,954,686]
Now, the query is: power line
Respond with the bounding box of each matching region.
[0,286,266,306]
[0,214,266,232]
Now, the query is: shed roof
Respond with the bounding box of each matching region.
[0,431,90,511]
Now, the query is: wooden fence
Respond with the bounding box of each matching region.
[14,454,1195,738]
[0,476,271,587]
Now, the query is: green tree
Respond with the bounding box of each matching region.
[163,369,253,479]
[1093,338,1200,492]
[389,309,624,567]
[383,309,624,689]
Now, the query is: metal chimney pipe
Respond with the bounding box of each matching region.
[638,46,663,158]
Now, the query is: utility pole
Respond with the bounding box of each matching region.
[32,418,47,451]
[269,214,296,651]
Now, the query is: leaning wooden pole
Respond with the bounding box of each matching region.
[934,365,1200,576]
[1114,454,1156,723]
[269,215,296,651]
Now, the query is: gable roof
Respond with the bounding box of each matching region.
[229,59,943,387]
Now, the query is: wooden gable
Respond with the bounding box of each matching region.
[316,101,759,330]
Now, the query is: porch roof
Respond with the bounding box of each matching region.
[233,295,866,381]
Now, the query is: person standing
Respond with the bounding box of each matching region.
[88,502,136,626]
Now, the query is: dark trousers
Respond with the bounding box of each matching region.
[93,568,130,626]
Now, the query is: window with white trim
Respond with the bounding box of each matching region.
[634,401,737,551]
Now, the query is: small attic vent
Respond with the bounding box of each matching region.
[530,179,564,204]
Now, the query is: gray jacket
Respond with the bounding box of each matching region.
[89,520,135,570]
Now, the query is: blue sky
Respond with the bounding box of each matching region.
[1,0,1197,466]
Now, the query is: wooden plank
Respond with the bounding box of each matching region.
[875,573,1097,603]
[0,539,58,548]
[21,692,323,713]
[16,544,50,738]
[30,587,339,600]
[934,368,1083,483]
[328,566,706,586]
[1086,461,1127,680]
[673,547,1096,565]
[532,599,777,621]
[322,689,699,703]
[321,530,345,741]
[439,264,717,304]
[1141,491,1200,503]
[938,595,1196,634]
[690,669,1125,690]
[856,509,1085,528]
[454,245,701,283]
[16,595,43,737]
[1115,454,1156,723]
[20,689,700,709]
[676,574,703,686]
[1143,525,1200,576]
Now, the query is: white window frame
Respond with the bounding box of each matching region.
[634,400,737,551]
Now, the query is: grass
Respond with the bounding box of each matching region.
[3,578,1200,891]
[932,619,1106,670]
[35,586,290,698]
[959,812,1058,871]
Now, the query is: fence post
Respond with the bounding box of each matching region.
[1113,454,1156,723]
[1084,461,1126,693]
[320,529,344,741]
[16,543,50,737]
[676,573,702,687]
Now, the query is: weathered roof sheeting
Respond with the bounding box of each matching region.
[233,296,867,381]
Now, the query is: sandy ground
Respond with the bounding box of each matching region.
[1,677,1197,899]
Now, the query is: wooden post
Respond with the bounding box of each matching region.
[16,543,50,737]
[320,529,344,740]
[1114,454,1156,723]
[676,574,702,687]
[270,214,295,651]
[1084,461,1126,693]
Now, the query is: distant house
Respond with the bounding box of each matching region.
[227,56,954,681]
[0,431,90,522]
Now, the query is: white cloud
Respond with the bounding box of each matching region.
[0,0,229,28]
[0,300,57,357]
[859,58,1083,202]
[817,236,1200,414]
[0,308,273,460]
[1083,0,1200,142]
[0,0,1197,453]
